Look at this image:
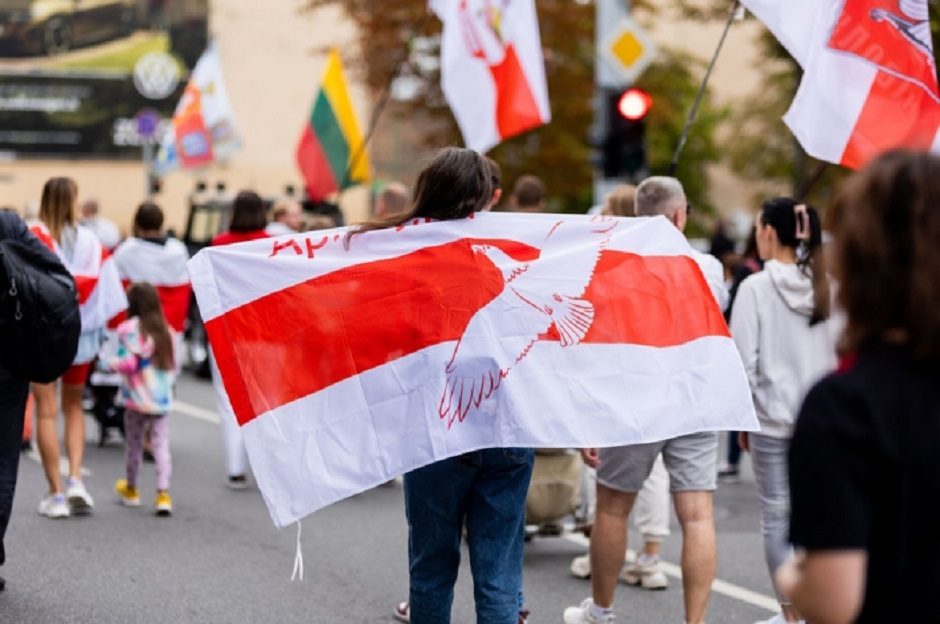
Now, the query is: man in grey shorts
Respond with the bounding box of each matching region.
[564,177,727,624]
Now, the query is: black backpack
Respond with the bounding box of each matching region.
[0,237,81,383]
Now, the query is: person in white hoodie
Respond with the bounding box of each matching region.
[730,197,839,624]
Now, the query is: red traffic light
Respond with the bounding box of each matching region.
[617,88,653,121]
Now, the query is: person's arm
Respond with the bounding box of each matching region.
[788,379,873,623]
[729,277,761,396]
[776,550,867,624]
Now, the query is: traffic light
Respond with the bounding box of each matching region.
[602,87,652,180]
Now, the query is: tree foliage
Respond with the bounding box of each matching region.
[304,0,725,217]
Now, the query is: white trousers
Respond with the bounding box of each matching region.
[209,351,249,478]
[585,454,670,542]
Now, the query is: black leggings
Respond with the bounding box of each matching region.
[0,377,28,566]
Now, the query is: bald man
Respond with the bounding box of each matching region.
[375,183,410,218]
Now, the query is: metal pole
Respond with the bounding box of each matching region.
[341,11,434,191]
[143,139,154,197]
[667,0,740,177]
[594,0,631,207]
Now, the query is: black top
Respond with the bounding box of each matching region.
[0,212,63,382]
[790,344,940,623]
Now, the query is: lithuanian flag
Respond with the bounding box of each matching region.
[296,50,371,201]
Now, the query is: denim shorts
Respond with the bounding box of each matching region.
[597,431,718,493]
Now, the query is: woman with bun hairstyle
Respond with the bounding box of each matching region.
[729,197,840,624]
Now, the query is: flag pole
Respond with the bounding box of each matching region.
[667,0,741,177]
[341,11,435,191]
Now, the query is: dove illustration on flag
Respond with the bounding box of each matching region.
[188,212,757,528]
[430,0,551,153]
[741,0,940,168]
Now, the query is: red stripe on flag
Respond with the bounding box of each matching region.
[491,44,544,141]
[296,124,339,201]
[841,70,940,169]
[206,239,728,426]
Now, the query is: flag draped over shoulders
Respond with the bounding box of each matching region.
[29,222,127,331]
[189,213,757,528]
[742,0,939,168]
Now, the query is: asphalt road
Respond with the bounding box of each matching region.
[1,372,779,624]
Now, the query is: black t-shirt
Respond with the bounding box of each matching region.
[789,344,940,623]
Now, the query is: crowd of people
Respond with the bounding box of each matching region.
[0,148,937,624]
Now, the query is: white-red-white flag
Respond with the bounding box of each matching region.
[113,237,191,333]
[189,213,757,528]
[742,0,940,168]
[430,0,551,153]
[29,222,127,332]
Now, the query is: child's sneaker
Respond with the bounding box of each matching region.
[154,491,173,516]
[66,477,94,515]
[114,479,140,507]
[38,493,70,518]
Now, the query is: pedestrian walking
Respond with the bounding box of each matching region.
[209,190,270,490]
[350,147,533,624]
[0,210,79,590]
[99,282,176,516]
[777,150,940,623]
[564,176,728,624]
[729,197,838,624]
[30,177,127,519]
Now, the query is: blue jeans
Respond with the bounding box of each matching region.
[404,447,535,624]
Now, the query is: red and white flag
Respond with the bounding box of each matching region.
[742,0,939,168]
[189,213,757,527]
[30,222,127,331]
[113,238,191,333]
[430,0,551,153]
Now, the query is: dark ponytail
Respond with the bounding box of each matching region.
[760,197,830,325]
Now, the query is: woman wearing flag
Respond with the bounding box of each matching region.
[349,147,533,624]
[30,177,127,518]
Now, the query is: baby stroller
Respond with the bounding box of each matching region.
[525,449,589,540]
[87,367,124,446]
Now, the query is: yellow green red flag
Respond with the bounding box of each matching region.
[296,49,371,201]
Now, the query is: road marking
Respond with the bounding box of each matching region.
[24,451,92,477]
[173,400,220,424]
[561,533,780,613]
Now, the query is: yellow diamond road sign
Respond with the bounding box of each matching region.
[602,19,657,84]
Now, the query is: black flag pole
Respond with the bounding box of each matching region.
[340,11,435,192]
[667,0,741,177]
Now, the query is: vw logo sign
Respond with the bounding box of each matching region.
[133,52,180,100]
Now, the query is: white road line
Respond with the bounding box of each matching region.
[561,533,780,613]
[172,400,220,424]
[24,451,92,477]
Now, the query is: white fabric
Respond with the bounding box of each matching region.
[692,250,729,312]
[729,261,840,438]
[155,42,241,174]
[741,0,938,166]
[81,217,121,250]
[113,237,190,286]
[210,351,249,477]
[190,213,757,527]
[429,0,550,153]
[32,222,127,332]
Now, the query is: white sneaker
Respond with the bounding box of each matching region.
[66,478,94,515]
[620,556,668,590]
[570,554,591,579]
[753,614,801,624]
[38,493,70,518]
[563,598,615,624]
